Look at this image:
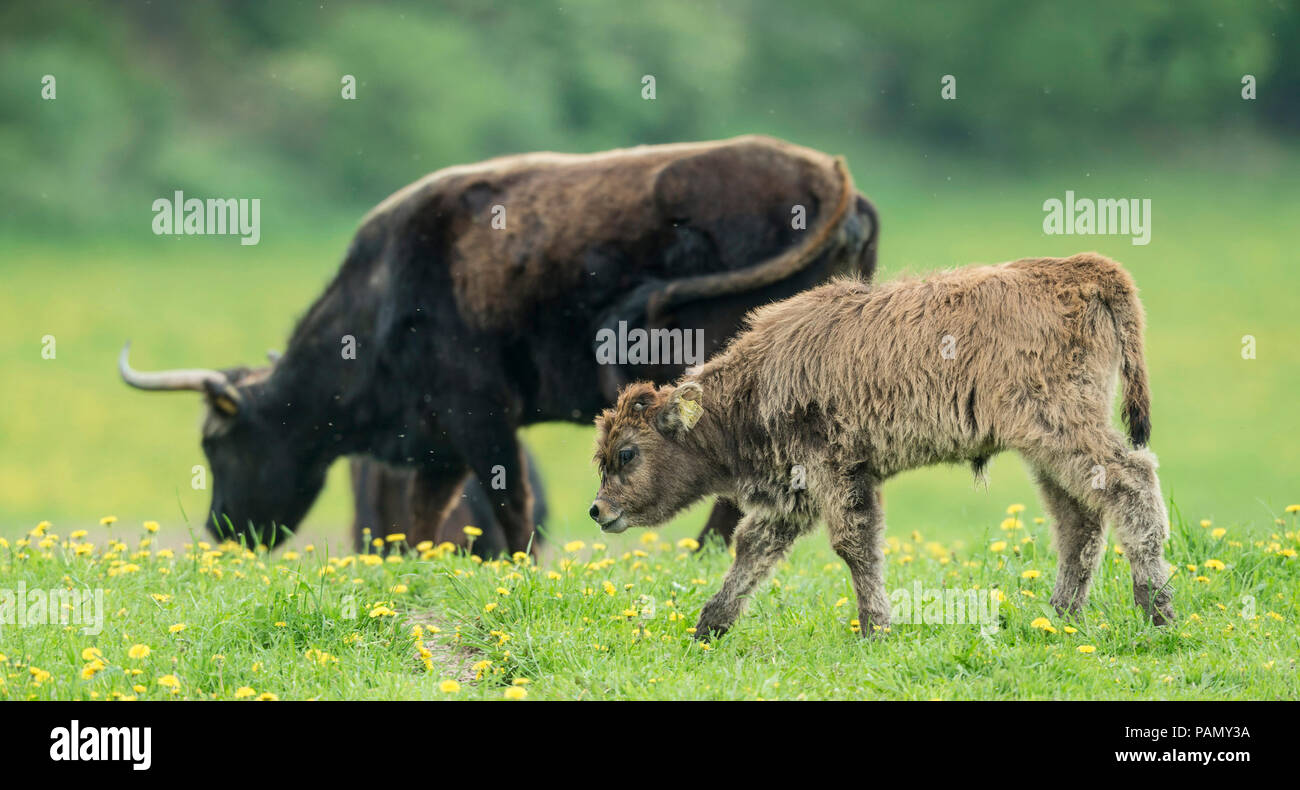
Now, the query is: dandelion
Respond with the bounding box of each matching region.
[439,679,460,694]
[127,644,151,660]
[989,540,1007,552]
[602,580,617,596]
[564,540,586,552]
[1077,645,1097,654]
[677,538,700,551]
[234,686,256,699]
[1211,527,1226,539]
[81,647,103,661]
[257,692,278,701]
[1204,559,1225,571]
[1284,504,1300,514]
[157,674,180,689]
[512,678,530,686]
[168,623,186,634]
[368,605,397,618]
[385,533,407,543]
[463,526,483,537]
[484,603,498,613]
[100,515,118,526]
[1006,504,1026,515]
[144,521,160,533]
[1021,569,1041,580]
[1199,519,1212,528]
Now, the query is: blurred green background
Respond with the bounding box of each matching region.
[2,0,1297,550]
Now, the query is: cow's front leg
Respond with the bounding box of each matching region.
[695,512,805,640]
[827,489,891,637]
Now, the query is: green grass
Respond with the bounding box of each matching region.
[2,151,1298,698]
[2,506,1296,700]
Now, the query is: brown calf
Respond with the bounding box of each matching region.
[591,253,1173,639]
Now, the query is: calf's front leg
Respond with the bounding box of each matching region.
[694,512,805,641]
[827,490,892,637]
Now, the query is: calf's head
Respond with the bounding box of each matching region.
[591,381,711,533]
[119,345,329,546]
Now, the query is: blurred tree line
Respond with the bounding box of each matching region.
[1,0,1295,235]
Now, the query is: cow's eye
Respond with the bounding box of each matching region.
[618,447,636,467]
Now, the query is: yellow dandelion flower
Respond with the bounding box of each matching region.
[144,521,160,533]
[1199,519,1212,528]
[677,538,700,551]
[484,602,498,612]
[1210,527,1226,539]
[1077,645,1096,654]
[1021,569,1041,580]
[463,526,483,537]
[1284,504,1300,514]
[127,644,151,660]
[81,647,103,661]
[989,540,1007,552]
[602,580,617,596]
[156,674,180,688]
[234,686,256,698]
[439,679,460,693]
[168,623,186,634]
[1029,616,1053,631]
[100,515,118,526]
[503,686,527,700]
[1204,559,1225,571]
[1006,504,1026,515]
[257,692,278,701]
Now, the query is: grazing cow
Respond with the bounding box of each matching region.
[119,135,879,552]
[350,450,548,556]
[591,253,1173,639]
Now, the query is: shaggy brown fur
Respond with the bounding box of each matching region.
[592,252,1173,640]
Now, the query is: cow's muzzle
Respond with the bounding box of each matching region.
[589,499,628,533]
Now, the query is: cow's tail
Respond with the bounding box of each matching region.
[1093,255,1151,447]
[643,155,858,322]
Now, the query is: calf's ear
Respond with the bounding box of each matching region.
[656,382,704,436]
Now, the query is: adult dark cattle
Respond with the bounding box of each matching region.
[119,135,879,552]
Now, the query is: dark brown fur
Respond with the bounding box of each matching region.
[592,253,1173,639]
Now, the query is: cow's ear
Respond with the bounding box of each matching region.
[656,382,703,436]
[203,379,242,417]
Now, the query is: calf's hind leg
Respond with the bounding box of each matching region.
[694,512,807,640]
[1033,469,1107,618]
[1032,431,1174,625]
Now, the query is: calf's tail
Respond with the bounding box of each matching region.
[1093,257,1151,447]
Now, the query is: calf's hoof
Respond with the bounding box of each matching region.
[692,620,729,642]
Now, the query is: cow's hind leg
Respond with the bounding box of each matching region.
[1030,429,1174,625]
[827,488,891,637]
[1033,468,1106,619]
[694,511,807,640]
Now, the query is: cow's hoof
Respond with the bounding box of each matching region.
[692,621,728,642]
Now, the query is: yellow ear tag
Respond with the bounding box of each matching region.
[677,397,702,429]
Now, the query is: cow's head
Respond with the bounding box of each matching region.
[119,344,329,546]
[590,380,711,533]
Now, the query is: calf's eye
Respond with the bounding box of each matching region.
[618,447,636,467]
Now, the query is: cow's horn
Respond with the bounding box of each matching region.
[118,341,232,393]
